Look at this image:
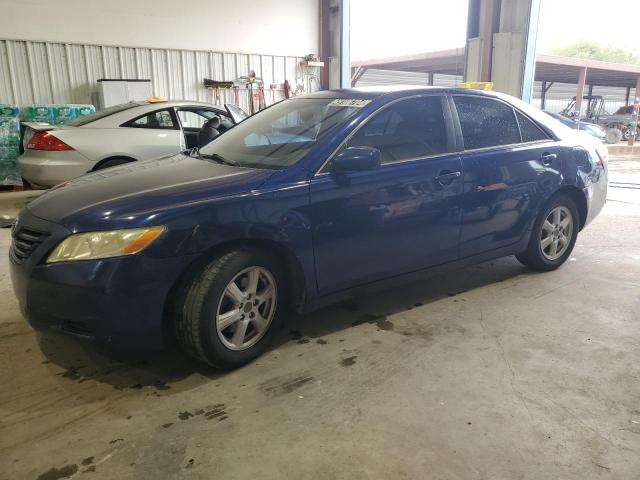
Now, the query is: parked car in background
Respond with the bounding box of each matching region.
[19,100,248,187]
[544,111,606,142]
[560,95,636,144]
[11,87,608,369]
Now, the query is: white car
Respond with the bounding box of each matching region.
[19,100,248,187]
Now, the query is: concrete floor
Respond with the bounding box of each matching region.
[1,160,639,480]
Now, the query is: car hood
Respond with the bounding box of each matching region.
[27,153,275,227]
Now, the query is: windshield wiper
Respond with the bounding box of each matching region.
[198,152,239,167]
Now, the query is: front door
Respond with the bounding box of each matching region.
[308,95,464,295]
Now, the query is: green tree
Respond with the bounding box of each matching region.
[552,41,640,65]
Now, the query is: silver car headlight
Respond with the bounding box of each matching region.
[47,227,166,263]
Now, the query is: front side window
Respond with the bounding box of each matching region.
[347,96,449,163]
[126,109,176,129]
[453,96,520,150]
[198,98,362,169]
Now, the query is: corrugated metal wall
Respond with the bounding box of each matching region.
[357,69,463,88]
[0,39,312,111]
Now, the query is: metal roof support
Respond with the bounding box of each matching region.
[319,0,350,89]
[575,67,587,114]
[636,76,640,102]
[465,0,541,101]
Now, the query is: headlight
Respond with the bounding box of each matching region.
[47,227,165,263]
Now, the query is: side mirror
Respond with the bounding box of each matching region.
[331,146,381,173]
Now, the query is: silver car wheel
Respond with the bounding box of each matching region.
[540,206,573,261]
[216,266,277,351]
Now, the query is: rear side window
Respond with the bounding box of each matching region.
[124,109,177,129]
[515,111,548,142]
[453,96,520,150]
[348,96,449,163]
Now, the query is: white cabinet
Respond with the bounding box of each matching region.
[96,80,153,108]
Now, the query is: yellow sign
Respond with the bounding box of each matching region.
[458,82,494,91]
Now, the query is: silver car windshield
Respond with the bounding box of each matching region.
[198,98,364,169]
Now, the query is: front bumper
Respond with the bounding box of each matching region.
[19,150,93,187]
[10,209,197,350]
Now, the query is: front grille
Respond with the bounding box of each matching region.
[10,227,49,264]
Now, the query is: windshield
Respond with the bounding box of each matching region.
[198,98,366,169]
[67,101,147,126]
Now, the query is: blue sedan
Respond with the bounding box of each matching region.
[10,87,608,368]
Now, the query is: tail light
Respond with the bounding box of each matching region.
[27,132,73,151]
[595,145,608,168]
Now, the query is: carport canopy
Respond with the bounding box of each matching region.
[352,50,640,107]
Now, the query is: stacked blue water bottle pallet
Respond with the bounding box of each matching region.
[22,104,96,125]
[0,105,22,186]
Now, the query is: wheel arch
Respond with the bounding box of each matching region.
[91,155,137,171]
[554,185,588,230]
[161,237,307,346]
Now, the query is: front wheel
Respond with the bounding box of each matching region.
[176,249,286,369]
[516,194,579,271]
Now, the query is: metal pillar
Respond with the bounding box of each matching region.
[320,0,350,90]
[541,80,546,109]
[636,76,640,102]
[465,0,541,101]
[340,0,350,88]
[625,87,631,105]
[575,67,587,115]
[428,73,434,86]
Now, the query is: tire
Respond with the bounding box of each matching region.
[516,194,579,272]
[94,157,132,170]
[175,248,286,369]
[605,128,623,144]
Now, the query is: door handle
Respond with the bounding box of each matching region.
[541,152,557,165]
[435,170,461,186]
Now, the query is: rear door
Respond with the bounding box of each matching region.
[308,95,464,294]
[451,94,563,258]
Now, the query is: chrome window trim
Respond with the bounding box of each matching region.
[314,93,451,177]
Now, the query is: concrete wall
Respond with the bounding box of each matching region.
[0,0,319,56]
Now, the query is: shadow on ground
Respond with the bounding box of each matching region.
[36,256,530,390]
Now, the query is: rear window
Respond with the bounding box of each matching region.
[67,101,148,126]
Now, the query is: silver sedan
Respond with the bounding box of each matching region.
[19,100,247,187]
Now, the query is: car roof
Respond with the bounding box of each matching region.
[301,86,568,140]
[80,100,226,128]
[302,85,504,100]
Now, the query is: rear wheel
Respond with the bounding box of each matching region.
[516,194,579,271]
[605,128,623,144]
[175,249,286,369]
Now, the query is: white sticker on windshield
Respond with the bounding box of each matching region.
[328,99,372,108]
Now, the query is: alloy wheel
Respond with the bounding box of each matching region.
[216,266,277,351]
[540,206,573,261]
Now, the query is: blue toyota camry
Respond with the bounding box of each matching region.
[10,87,608,368]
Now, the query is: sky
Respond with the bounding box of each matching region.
[351,0,640,61]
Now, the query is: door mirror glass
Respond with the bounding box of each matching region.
[331,146,381,173]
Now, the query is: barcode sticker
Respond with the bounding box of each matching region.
[328,99,372,107]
